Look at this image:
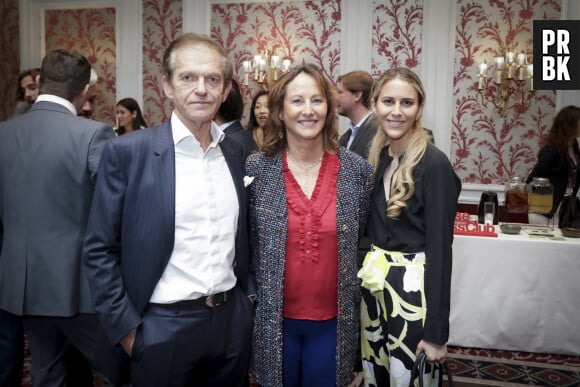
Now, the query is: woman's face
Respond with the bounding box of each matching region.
[116,105,136,130]
[281,72,328,146]
[254,95,269,128]
[373,78,423,143]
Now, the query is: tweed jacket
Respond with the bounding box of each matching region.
[247,147,374,387]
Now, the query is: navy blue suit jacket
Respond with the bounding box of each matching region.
[223,120,257,155]
[83,121,254,345]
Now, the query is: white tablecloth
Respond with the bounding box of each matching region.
[448,227,580,355]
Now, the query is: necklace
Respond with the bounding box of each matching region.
[286,150,324,172]
[286,149,324,197]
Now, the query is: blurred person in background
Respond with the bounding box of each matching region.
[526,105,580,226]
[336,70,377,159]
[114,98,148,136]
[12,68,41,117]
[215,79,257,154]
[78,68,99,119]
[246,90,269,149]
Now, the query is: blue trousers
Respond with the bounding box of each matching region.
[282,317,337,387]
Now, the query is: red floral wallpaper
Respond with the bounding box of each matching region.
[210,0,341,123]
[5,0,565,187]
[371,0,423,77]
[0,0,20,121]
[451,0,560,184]
[142,0,182,127]
[45,8,117,126]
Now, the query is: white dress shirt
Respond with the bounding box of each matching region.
[150,114,239,303]
[35,94,77,115]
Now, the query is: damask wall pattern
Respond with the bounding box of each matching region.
[371,0,424,78]
[45,8,117,127]
[210,0,341,122]
[451,0,561,184]
[0,0,21,121]
[142,0,183,126]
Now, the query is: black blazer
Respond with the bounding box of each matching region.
[223,120,258,154]
[338,113,378,159]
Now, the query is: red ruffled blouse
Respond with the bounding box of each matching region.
[282,152,340,320]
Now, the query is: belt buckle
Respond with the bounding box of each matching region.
[205,293,224,308]
[205,295,216,307]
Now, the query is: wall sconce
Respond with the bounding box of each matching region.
[476,50,535,116]
[243,49,291,90]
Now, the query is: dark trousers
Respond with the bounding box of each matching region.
[282,317,337,387]
[0,310,23,387]
[23,313,125,387]
[130,286,253,387]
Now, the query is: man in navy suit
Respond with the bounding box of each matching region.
[83,33,255,387]
[337,71,378,159]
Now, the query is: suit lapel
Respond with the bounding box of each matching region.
[350,113,376,152]
[152,123,177,262]
[220,137,245,205]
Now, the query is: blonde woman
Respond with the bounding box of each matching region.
[358,68,461,387]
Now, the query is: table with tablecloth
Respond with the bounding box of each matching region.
[448,227,580,356]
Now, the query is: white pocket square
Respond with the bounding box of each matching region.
[243,176,255,187]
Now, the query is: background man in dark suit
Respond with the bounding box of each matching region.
[337,70,378,159]
[83,33,256,387]
[215,78,258,154]
[0,49,118,386]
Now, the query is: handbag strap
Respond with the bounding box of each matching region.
[409,352,454,387]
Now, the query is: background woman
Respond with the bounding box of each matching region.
[246,90,269,148]
[247,64,373,387]
[526,105,580,226]
[358,67,461,386]
[115,97,147,136]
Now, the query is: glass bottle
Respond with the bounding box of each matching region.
[527,177,554,214]
[505,176,528,213]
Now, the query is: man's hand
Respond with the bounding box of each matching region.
[120,328,137,357]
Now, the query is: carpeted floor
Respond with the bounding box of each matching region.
[447,346,580,386]
[20,344,580,386]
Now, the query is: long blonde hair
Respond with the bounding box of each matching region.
[368,68,428,218]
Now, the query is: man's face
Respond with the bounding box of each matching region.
[21,75,39,104]
[335,80,355,119]
[78,86,97,119]
[162,43,230,131]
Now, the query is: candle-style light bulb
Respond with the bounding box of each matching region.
[527,64,534,91]
[478,62,488,75]
[282,59,291,72]
[506,51,515,64]
[477,62,488,90]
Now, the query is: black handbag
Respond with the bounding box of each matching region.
[558,194,580,229]
[409,352,454,387]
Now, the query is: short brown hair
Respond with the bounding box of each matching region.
[337,70,373,109]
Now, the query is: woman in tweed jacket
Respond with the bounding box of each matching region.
[246,64,374,387]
